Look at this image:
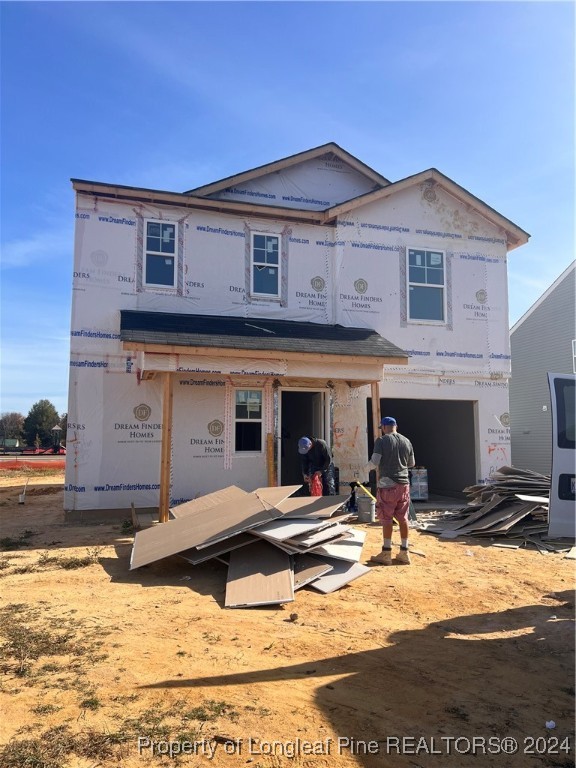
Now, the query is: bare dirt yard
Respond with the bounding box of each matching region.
[0,468,574,768]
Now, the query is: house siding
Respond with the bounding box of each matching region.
[510,265,576,474]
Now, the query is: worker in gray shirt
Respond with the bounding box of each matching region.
[366,416,415,565]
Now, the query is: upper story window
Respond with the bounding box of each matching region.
[251,232,280,298]
[144,220,177,289]
[235,389,263,452]
[407,248,445,322]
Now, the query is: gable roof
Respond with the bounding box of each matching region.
[119,310,408,361]
[72,144,530,251]
[185,142,391,197]
[510,261,575,334]
[324,168,530,250]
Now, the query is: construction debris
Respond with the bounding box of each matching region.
[416,466,573,553]
[130,486,372,607]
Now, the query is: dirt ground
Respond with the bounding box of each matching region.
[0,470,574,768]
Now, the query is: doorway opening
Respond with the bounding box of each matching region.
[279,390,327,487]
[367,397,478,498]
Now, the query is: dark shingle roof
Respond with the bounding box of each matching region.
[120,310,407,360]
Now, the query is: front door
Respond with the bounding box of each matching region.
[279,390,327,486]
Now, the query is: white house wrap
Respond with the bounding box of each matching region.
[66,143,529,517]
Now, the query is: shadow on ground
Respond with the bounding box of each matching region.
[141,592,575,767]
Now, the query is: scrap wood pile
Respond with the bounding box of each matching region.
[130,485,372,608]
[417,466,571,553]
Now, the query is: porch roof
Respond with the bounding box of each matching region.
[119,310,408,362]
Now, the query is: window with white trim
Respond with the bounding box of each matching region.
[234,390,263,452]
[407,248,445,322]
[251,232,280,298]
[144,220,177,288]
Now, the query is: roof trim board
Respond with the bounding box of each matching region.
[72,179,327,224]
[185,142,391,197]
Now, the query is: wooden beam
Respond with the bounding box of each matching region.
[371,381,381,441]
[266,432,276,487]
[123,341,407,367]
[159,372,174,523]
[370,381,381,488]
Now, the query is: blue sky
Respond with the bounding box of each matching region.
[1,0,574,418]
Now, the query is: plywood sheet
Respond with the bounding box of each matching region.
[253,485,302,508]
[458,504,534,535]
[309,528,367,562]
[178,533,255,565]
[285,523,353,548]
[225,540,294,608]
[491,540,524,549]
[250,516,337,543]
[456,503,532,534]
[273,533,352,555]
[306,556,371,594]
[275,495,350,518]
[515,494,549,504]
[293,555,333,589]
[130,493,279,569]
[451,495,505,530]
[170,486,249,518]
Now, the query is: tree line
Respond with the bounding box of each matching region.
[0,400,67,450]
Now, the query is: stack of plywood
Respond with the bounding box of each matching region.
[129,486,371,608]
[416,466,573,552]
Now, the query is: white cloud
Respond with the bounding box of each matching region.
[1,226,73,270]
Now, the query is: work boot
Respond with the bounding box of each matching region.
[396,547,411,565]
[370,549,392,566]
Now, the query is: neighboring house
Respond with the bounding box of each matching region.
[66,143,529,519]
[510,261,576,474]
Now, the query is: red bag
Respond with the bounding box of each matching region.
[309,473,323,497]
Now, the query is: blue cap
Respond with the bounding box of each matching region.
[381,416,397,426]
[298,437,313,454]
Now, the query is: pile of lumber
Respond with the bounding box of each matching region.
[416,466,572,552]
[130,485,371,608]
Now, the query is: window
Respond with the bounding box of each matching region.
[144,220,177,288]
[251,232,280,298]
[407,248,445,322]
[234,390,263,452]
[554,377,575,450]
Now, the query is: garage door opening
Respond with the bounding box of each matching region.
[280,390,326,488]
[367,398,477,498]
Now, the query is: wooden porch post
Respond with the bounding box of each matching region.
[371,381,381,441]
[159,372,174,523]
[266,432,276,487]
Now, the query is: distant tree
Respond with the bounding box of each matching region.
[22,400,61,448]
[0,412,24,443]
[59,412,68,446]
